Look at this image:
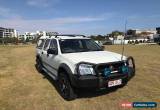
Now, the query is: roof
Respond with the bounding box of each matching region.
[39,34,90,40]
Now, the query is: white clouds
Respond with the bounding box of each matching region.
[0,6,22,19]
[0,7,10,17]
[0,4,114,34]
[0,16,106,33]
[27,0,59,7]
[0,5,114,34]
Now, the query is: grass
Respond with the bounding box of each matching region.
[0,45,160,110]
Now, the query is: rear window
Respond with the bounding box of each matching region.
[37,39,45,49]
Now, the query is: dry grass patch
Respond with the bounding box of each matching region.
[0,45,160,110]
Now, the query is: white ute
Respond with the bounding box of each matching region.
[36,34,135,100]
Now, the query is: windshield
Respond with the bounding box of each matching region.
[59,39,102,53]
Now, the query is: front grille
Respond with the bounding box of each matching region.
[95,61,125,78]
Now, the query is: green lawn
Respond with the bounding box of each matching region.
[0,45,160,110]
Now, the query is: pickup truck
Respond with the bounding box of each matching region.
[36,34,135,100]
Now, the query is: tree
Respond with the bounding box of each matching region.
[127,29,136,36]
[111,31,124,37]
[90,35,105,41]
[109,31,124,41]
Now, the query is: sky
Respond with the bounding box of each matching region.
[0,0,160,35]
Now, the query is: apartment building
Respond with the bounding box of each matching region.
[18,31,58,40]
[0,27,17,38]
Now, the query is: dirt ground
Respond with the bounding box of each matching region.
[0,45,160,110]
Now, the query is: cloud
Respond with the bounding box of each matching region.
[0,6,22,19]
[0,16,106,33]
[26,0,59,7]
[0,5,113,34]
[128,15,160,22]
[0,7,10,17]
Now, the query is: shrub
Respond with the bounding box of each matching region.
[139,40,142,43]
[135,40,139,44]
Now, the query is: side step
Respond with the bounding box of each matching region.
[42,67,57,80]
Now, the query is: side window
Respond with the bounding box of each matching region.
[49,39,58,49]
[37,39,45,49]
[43,39,51,51]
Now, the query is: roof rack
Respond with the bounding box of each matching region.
[54,34,86,38]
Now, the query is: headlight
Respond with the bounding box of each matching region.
[78,64,96,75]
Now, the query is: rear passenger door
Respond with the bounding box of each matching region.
[41,39,51,70]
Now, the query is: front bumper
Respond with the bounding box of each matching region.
[71,73,130,88]
[71,57,135,89]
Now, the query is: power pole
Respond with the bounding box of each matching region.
[121,20,127,60]
[2,32,4,45]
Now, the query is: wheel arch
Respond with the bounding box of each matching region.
[36,54,43,62]
[58,63,76,86]
[36,54,41,59]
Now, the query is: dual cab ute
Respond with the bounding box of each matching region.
[36,35,135,100]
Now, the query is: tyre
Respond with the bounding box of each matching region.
[127,56,135,80]
[58,72,77,101]
[36,58,43,73]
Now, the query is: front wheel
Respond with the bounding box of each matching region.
[127,56,135,80]
[58,73,77,101]
[36,58,43,73]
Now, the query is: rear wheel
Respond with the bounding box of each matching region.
[58,72,77,100]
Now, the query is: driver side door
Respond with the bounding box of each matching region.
[46,39,58,77]
[41,39,51,71]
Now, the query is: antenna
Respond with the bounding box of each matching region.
[121,20,127,60]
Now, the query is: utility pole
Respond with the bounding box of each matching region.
[16,30,19,45]
[2,31,4,45]
[121,20,127,60]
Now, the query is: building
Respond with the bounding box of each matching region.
[0,27,17,38]
[153,27,160,44]
[18,32,37,41]
[18,31,58,40]
[156,27,160,34]
[116,35,124,40]
[153,27,160,38]
[135,29,156,39]
[135,29,156,34]
[127,29,156,40]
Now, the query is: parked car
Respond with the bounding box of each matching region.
[103,40,113,45]
[154,34,160,45]
[94,40,103,46]
[36,34,135,100]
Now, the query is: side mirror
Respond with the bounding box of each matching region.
[47,48,58,55]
